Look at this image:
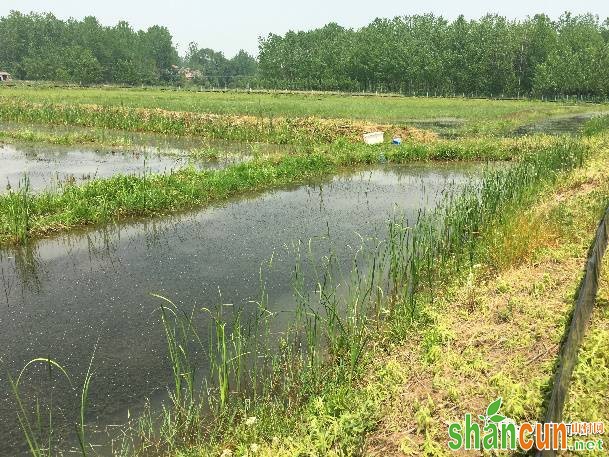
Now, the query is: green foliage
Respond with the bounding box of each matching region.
[258,13,609,96]
[0,11,178,85]
[2,11,609,94]
[10,352,97,457]
[183,45,257,88]
[583,114,609,136]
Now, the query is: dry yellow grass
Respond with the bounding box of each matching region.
[364,147,609,456]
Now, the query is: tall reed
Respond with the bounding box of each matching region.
[9,349,97,457]
[3,175,32,244]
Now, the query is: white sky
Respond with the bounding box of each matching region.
[1,1,608,57]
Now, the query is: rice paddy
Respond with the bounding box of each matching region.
[1,85,608,457]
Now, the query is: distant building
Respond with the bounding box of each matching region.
[179,67,202,81]
[170,65,202,82]
[0,71,11,82]
[183,68,203,81]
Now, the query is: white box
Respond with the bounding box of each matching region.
[363,131,384,145]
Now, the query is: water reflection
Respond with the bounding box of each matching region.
[0,163,487,455]
[0,142,243,193]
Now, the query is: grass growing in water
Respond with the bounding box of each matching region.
[8,136,590,455]
[583,113,609,136]
[9,349,97,457]
[3,175,33,244]
[0,135,572,246]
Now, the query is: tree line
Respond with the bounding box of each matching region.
[0,11,257,86]
[0,12,181,84]
[2,11,609,97]
[258,13,609,96]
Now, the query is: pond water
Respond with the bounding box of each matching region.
[0,142,236,193]
[513,112,601,136]
[0,162,488,455]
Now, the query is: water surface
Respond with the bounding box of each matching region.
[0,142,245,192]
[513,112,601,136]
[0,162,487,455]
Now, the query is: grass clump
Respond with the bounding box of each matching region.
[583,114,609,136]
[0,128,136,147]
[0,153,333,244]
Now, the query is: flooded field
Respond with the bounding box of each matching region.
[0,123,299,192]
[513,112,602,136]
[0,142,223,192]
[0,162,488,455]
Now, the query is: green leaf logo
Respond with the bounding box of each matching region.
[486,397,502,417]
[480,398,505,426]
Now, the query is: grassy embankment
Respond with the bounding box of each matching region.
[362,134,609,456]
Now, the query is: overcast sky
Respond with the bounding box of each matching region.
[1,1,608,57]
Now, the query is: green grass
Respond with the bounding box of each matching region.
[0,100,354,145]
[0,127,138,147]
[8,132,596,456]
[4,86,607,456]
[0,135,566,246]
[564,297,609,457]
[364,148,609,457]
[1,86,606,136]
[583,114,609,136]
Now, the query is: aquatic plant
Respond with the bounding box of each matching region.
[583,114,609,136]
[9,349,97,457]
[6,135,591,455]
[123,137,590,454]
[3,175,32,244]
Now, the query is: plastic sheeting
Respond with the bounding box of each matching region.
[538,203,609,457]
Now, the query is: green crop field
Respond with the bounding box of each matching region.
[1,86,605,134]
